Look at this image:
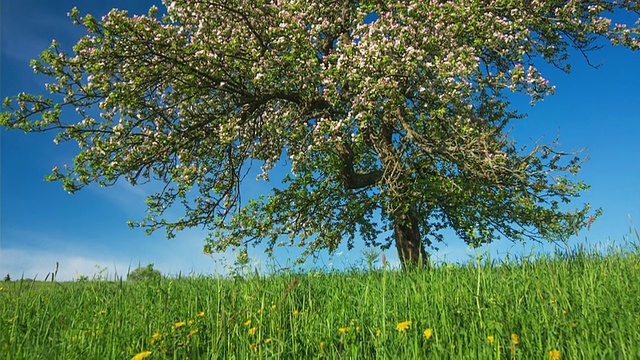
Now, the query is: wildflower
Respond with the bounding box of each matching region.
[174,321,186,329]
[249,343,257,352]
[396,320,412,332]
[376,329,381,337]
[320,341,325,350]
[190,328,199,336]
[265,338,272,344]
[423,328,433,340]
[248,327,257,336]
[355,326,360,332]
[549,349,561,359]
[293,310,299,316]
[196,311,205,317]
[188,319,194,326]
[151,331,162,344]
[511,333,519,345]
[131,351,152,360]
[338,327,350,334]
[487,335,495,344]
[244,319,252,326]
[271,303,277,310]
[257,308,263,315]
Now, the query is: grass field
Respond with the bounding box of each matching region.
[2,241,640,359]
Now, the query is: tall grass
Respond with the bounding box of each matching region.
[1,243,639,359]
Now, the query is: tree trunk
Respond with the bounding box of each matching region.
[394,210,428,270]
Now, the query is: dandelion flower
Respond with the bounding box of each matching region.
[151,331,162,344]
[271,303,277,310]
[257,308,263,315]
[250,343,257,352]
[244,319,252,326]
[338,327,350,334]
[320,341,325,350]
[265,338,272,344]
[293,310,299,316]
[174,321,186,329]
[376,329,382,337]
[396,320,412,332]
[511,333,519,345]
[188,319,195,326]
[423,328,433,339]
[196,311,205,317]
[487,335,495,344]
[549,349,561,360]
[131,351,152,360]
[248,327,257,336]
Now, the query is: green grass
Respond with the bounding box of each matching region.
[2,244,640,359]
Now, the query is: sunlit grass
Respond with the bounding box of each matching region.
[1,240,639,359]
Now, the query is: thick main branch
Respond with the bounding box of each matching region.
[335,141,382,189]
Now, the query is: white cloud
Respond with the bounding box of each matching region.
[0,248,128,281]
[0,228,235,281]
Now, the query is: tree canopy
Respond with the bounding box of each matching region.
[2,0,639,268]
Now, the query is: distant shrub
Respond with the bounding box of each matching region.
[128,264,162,282]
[4,274,10,282]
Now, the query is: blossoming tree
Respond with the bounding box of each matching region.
[2,1,639,268]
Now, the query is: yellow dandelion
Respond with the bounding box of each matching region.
[338,327,350,334]
[271,303,277,310]
[244,319,252,326]
[423,328,433,340]
[174,321,186,329]
[376,329,382,337]
[549,349,561,360]
[196,311,205,317]
[320,341,325,350]
[293,310,299,316]
[265,338,272,344]
[396,320,412,332]
[248,327,257,336]
[71,335,78,342]
[188,319,194,326]
[189,328,199,336]
[257,308,263,315]
[487,335,495,344]
[151,331,162,344]
[511,333,519,345]
[131,351,153,360]
[249,343,257,352]
[355,326,360,332]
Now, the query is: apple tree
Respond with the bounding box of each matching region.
[2,0,638,268]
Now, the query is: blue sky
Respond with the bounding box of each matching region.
[1,1,639,281]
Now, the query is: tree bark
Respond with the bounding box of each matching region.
[393,210,429,270]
